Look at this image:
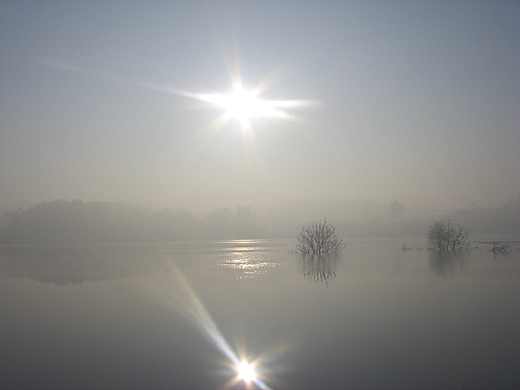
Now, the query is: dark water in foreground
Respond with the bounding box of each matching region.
[1,236,520,390]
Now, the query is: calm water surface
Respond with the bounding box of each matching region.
[1,236,520,390]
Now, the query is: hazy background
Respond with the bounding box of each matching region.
[1,1,519,213]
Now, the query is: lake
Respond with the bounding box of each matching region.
[1,236,520,390]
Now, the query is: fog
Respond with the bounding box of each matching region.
[2,194,520,246]
[1,1,520,212]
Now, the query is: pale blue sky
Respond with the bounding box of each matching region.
[1,1,519,210]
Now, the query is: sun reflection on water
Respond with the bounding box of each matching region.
[212,250,287,280]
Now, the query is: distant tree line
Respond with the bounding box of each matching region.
[0,200,262,244]
[447,195,520,234]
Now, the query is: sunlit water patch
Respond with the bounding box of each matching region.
[212,250,289,280]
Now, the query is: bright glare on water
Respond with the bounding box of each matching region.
[1,237,520,389]
[237,361,257,382]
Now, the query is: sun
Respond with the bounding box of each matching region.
[236,361,257,382]
[175,77,314,135]
[200,84,282,127]
[217,86,265,122]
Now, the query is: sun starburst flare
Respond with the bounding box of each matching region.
[175,79,316,136]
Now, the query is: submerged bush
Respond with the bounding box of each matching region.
[427,219,470,251]
[296,220,345,254]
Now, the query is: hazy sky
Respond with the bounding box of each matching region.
[1,1,519,210]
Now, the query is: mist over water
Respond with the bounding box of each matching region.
[2,237,520,389]
[2,195,520,245]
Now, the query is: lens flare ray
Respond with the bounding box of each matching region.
[152,265,239,366]
[149,262,278,389]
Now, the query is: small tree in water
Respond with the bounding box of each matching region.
[296,220,345,254]
[427,219,470,251]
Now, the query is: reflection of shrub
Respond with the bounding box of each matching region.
[427,220,470,251]
[299,253,340,285]
[296,220,345,254]
[428,249,468,278]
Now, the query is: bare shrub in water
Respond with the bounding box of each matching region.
[296,220,345,254]
[427,219,470,251]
